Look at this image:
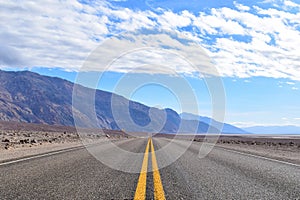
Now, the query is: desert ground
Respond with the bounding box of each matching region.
[1,121,300,165]
[196,135,300,165]
[0,121,128,162]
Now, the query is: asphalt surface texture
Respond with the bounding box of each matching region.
[0,137,299,199]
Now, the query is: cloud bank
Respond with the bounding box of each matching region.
[0,0,299,80]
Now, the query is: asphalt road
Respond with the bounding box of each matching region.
[0,137,299,199]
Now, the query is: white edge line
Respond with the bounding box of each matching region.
[215,145,300,168]
[0,139,128,166]
[0,146,84,166]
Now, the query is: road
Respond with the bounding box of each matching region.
[0,137,299,199]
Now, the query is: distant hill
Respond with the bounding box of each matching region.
[243,126,300,134]
[180,112,248,134]
[0,70,218,133]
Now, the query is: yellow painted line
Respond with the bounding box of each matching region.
[150,138,166,200]
[134,138,151,200]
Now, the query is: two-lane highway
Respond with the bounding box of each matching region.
[1,138,299,199]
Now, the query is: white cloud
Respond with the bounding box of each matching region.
[292,87,299,90]
[0,0,300,81]
[0,1,110,69]
[82,30,217,77]
[193,9,247,35]
[231,121,257,127]
[284,0,300,8]
[234,1,251,11]
[286,81,295,85]
[158,10,192,28]
[198,5,300,80]
[259,0,296,9]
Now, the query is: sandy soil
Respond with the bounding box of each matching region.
[1,121,299,165]
[157,134,300,165]
[0,141,83,162]
[216,143,300,165]
[212,136,300,165]
[0,121,129,162]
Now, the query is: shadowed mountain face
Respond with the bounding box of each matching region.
[0,70,74,125]
[0,70,217,133]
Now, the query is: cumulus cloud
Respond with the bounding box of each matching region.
[81,30,217,77]
[158,11,192,28]
[0,0,300,81]
[283,0,300,9]
[234,1,251,11]
[0,1,110,70]
[194,4,300,80]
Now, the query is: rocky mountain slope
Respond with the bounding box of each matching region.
[0,70,218,133]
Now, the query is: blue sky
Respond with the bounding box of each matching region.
[0,0,300,127]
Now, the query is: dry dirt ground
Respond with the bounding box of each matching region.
[1,121,300,165]
[0,121,128,162]
[196,135,300,165]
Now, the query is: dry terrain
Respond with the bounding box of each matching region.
[197,135,300,165]
[1,121,300,165]
[0,121,128,162]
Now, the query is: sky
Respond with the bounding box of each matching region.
[0,0,300,127]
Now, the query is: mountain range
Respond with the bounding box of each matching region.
[180,113,249,134]
[0,70,247,134]
[243,126,300,134]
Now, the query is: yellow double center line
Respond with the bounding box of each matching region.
[134,138,166,200]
